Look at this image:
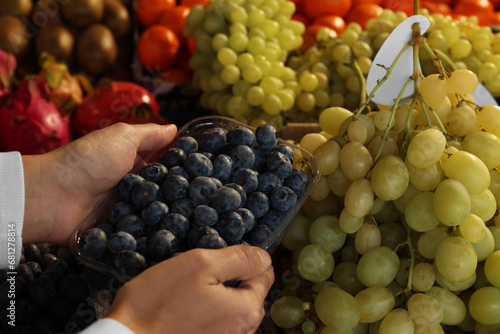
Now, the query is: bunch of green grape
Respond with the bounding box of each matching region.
[183,0,305,131]
[270,68,500,333]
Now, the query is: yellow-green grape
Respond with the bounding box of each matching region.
[241,64,263,83]
[299,71,319,92]
[370,155,409,201]
[315,287,361,331]
[433,178,471,226]
[405,159,442,192]
[405,192,440,232]
[471,226,495,261]
[356,246,400,287]
[262,93,283,115]
[426,286,467,326]
[417,227,450,260]
[462,130,500,170]
[407,293,443,328]
[220,64,241,84]
[314,140,341,176]
[392,182,420,214]
[297,243,335,282]
[344,178,374,218]
[378,308,415,334]
[478,105,500,138]
[354,222,381,255]
[446,104,480,136]
[296,92,315,112]
[485,250,500,288]
[332,262,365,296]
[411,262,435,292]
[414,324,445,334]
[395,258,411,288]
[340,141,373,181]
[309,176,330,202]
[319,107,353,137]
[270,296,306,328]
[450,39,472,59]
[429,96,452,127]
[468,286,500,325]
[378,221,406,250]
[281,215,312,251]
[327,166,352,197]
[489,169,500,206]
[434,262,476,292]
[246,86,265,106]
[354,287,395,324]
[446,69,479,95]
[407,128,446,168]
[459,214,487,243]
[339,208,363,234]
[420,74,448,107]
[299,133,327,154]
[309,215,346,253]
[435,236,477,283]
[444,150,490,195]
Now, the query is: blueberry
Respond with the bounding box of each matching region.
[170,198,196,218]
[141,201,169,226]
[96,222,115,238]
[212,154,233,183]
[258,209,282,231]
[197,234,227,249]
[109,202,136,224]
[252,148,268,173]
[176,136,198,155]
[230,168,259,193]
[80,228,108,261]
[244,191,270,219]
[244,224,272,246]
[116,215,146,238]
[25,262,42,279]
[265,150,293,179]
[160,213,190,243]
[187,226,219,248]
[272,144,295,164]
[198,127,227,153]
[167,165,190,180]
[227,126,256,147]
[23,243,41,263]
[209,186,242,213]
[188,176,218,206]
[225,183,246,207]
[140,162,168,185]
[230,145,255,169]
[40,254,57,271]
[185,152,213,177]
[15,264,34,283]
[58,274,89,303]
[161,175,189,203]
[160,147,187,169]
[15,298,39,327]
[211,177,223,188]
[108,231,137,254]
[131,181,160,210]
[269,186,297,213]
[199,151,215,160]
[135,237,149,257]
[193,205,219,226]
[255,124,278,150]
[117,174,146,203]
[257,171,283,195]
[45,259,71,277]
[214,211,245,242]
[235,207,256,233]
[113,250,147,277]
[148,230,178,261]
[29,277,57,307]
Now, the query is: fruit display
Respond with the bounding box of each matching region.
[267,13,500,334]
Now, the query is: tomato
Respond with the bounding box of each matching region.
[352,0,382,5]
[135,0,175,28]
[346,3,383,29]
[288,0,305,14]
[138,25,180,72]
[301,24,337,51]
[313,15,346,34]
[303,0,352,20]
[292,14,310,26]
[180,0,209,7]
[159,5,190,44]
[381,0,419,16]
[187,37,197,55]
[490,11,500,24]
[453,0,495,26]
[422,1,452,15]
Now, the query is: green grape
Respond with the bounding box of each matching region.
[370,155,409,201]
[471,226,495,261]
[340,141,373,181]
[485,250,500,288]
[468,286,500,325]
[262,93,283,116]
[314,140,341,176]
[356,246,400,287]
[241,64,262,83]
[355,287,395,323]
[414,324,445,334]
[354,223,381,255]
[220,64,241,84]
[229,6,247,23]
[420,74,448,107]
[232,79,252,96]
[407,128,446,169]
[426,286,466,326]
[344,178,374,218]
[225,95,249,116]
[315,287,361,331]
[406,159,442,192]
[217,47,238,66]
[339,208,363,234]
[434,262,476,292]
[309,215,346,253]
[435,236,477,283]
[259,76,283,94]
[228,31,248,52]
[405,192,440,232]
[463,130,500,170]
[407,293,443,328]
[417,226,450,260]
[447,69,478,95]
[411,262,435,292]
[211,33,229,51]
[296,92,315,112]
[297,243,335,282]
[302,320,316,334]
[281,215,312,251]
[490,226,500,251]
[378,308,415,334]
[378,222,406,250]
[433,179,471,227]
[270,295,307,328]
[459,214,487,243]
[450,39,472,59]
[332,262,365,296]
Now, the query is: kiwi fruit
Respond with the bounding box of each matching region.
[36,23,75,63]
[0,0,33,19]
[102,0,131,38]
[76,24,117,75]
[32,0,65,26]
[0,16,30,59]
[61,0,105,28]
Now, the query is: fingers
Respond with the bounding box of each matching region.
[133,123,178,152]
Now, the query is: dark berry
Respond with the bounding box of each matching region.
[272,144,295,164]
[284,168,310,197]
[176,136,198,155]
[95,222,115,238]
[160,213,190,243]
[252,148,268,173]
[141,201,169,226]
[25,262,42,279]
[58,274,89,303]
[230,168,259,193]
[170,198,196,218]
[198,127,227,153]
[209,186,241,213]
[29,277,57,307]
[116,215,146,238]
[23,243,41,263]
[212,154,233,183]
[266,150,293,179]
[185,152,213,178]
[269,186,297,213]
[230,145,255,169]
[244,224,272,246]
[187,226,219,248]
[193,205,218,226]
[117,174,146,203]
[160,147,187,169]
[15,264,33,283]
[113,250,147,277]
[131,181,160,210]
[40,254,57,271]
[161,175,189,203]
[235,207,256,233]
[244,191,270,219]
[257,172,283,195]
[108,231,137,254]
[188,176,218,206]
[258,209,282,231]
[80,228,108,261]
[140,162,168,185]
[255,124,278,150]
[227,126,256,147]
[109,202,136,224]
[148,230,178,261]
[167,165,190,180]
[135,237,148,257]
[197,234,227,249]
[214,211,245,242]
[225,183,246,207]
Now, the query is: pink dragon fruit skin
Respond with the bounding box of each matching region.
[0,50,17,105]
[0,77,71,155]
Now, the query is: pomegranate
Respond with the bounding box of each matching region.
[0,77,71,154]
[71,80,168,138]
[0,50,16,105]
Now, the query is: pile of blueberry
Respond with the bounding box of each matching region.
[79,123,310,278]
[0,243,96,334]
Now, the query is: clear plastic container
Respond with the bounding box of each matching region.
[70,115,320,314]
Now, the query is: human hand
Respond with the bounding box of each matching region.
[107,245,275,334]
[21,122,177,245]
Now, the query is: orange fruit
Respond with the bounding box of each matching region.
[159,5,190,44]
[138,25,180,71]
[303,0,352,20]
[313,15,346,34]
[135,0,175,28]
[346,3,383,29]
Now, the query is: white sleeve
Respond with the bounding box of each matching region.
[80,318,136,334]
[0,152,25,270]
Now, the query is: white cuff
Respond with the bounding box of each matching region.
[80,318,136,334]
[0,152,25,269]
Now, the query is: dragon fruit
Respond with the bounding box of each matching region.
[0,50,17,105]
[0,77,71,155]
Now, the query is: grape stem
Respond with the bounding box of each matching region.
[346,60,367,110]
